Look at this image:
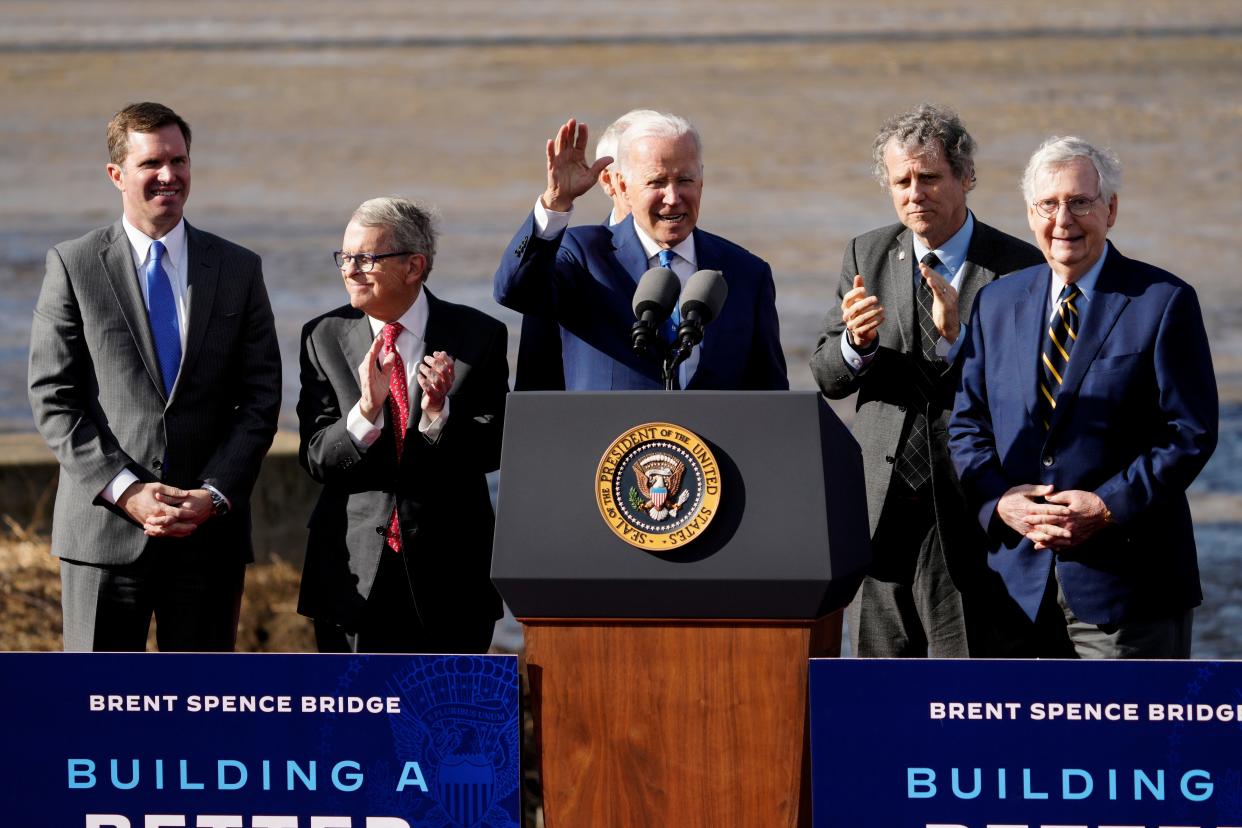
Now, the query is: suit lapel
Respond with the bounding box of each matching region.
[691,228,722,368]
[887,229,916,353]
[99,222,166,400]
[418,288,458,415]
[342,310,377,384]
[612,217,651,287]
[179,222,219,399]
[957,221,998,318]
[1012,265,1052,421]
[1052,249,1129,429]
[339,308,402,456]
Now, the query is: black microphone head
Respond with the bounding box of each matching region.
[680,269,728,324]
[632,267,680,320]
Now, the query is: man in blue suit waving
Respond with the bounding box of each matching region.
[949,136,1217,658]
[495,113,787,390]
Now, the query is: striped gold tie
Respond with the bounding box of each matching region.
[1038,283,1081,430]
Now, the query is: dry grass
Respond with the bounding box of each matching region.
[0,531,315,652]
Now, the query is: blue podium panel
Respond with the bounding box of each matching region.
[0,653,520,827]
[810,659,1242,828]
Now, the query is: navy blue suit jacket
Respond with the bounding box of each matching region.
[949,244,1217,625]
[495,212,788,390]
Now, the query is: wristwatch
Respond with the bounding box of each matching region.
[206,487,230,517]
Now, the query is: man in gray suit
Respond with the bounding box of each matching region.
[28,102,281,651]
[297,197,508,654]
[810,104,1042,657]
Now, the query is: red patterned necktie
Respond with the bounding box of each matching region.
[382,322,409,552]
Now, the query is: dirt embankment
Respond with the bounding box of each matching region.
[0,528,315,652]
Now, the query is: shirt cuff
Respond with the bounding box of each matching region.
[534,198,572,240]
[419,397,451,444]
[101,469,140,505]
[938,324,967,362]
[840,332,878,374]
[347,399,385,449]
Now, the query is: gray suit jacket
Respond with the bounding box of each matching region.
[295,289,508,631]
[28,220,282,566]
[809,219,1042,575]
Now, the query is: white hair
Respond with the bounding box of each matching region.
[616,111,703,178]
[595,109,661,167]
[1022,136,1122,203]
[351,196,439,279]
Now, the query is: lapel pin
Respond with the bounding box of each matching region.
[898,250,906,261]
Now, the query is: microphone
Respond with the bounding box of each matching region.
[675,269,728,350]
[631,266,679,356]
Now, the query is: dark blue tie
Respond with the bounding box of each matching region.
[146,240,181,397]
[657,248,679,341]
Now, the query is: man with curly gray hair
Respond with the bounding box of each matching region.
[811,104,1042,658]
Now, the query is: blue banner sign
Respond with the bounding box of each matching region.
[0,653,520,827]
[810,659,1242,828]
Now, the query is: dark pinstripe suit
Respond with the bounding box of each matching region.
[28,219,281,650]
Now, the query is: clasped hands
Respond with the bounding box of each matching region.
[118,481,214,538]
[841,263,959,350]
[995,484,1111,551]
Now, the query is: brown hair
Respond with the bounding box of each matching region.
[106,102,192,165]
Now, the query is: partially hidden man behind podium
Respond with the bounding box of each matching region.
[494,112,788,390]
[513,108,659,392]
[297,198,509,654]
[28,102,281,651]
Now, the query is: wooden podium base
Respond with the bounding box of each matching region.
[522,612,841,827]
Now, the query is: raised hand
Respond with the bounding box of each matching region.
[358,332,397,423]
[919,261,960,343]
[541,118,613,213]
[842,274,885,350]
[417,350,455,416]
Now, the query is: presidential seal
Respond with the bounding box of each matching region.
[596,422,721,550]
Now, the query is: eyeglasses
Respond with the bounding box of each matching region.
[1032,194,1101,220]
[333,251,411,272]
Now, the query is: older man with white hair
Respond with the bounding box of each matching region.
[512,108,660,391]
[298,197,509,654]
[495,112,787,390]
[949,136,1218,658]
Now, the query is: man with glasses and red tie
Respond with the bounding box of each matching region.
[949,136,1218,658]
[297,197,508,653]
[28,102,281,651]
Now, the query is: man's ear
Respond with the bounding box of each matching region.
[406,253,428,286]
[107,163,124,191]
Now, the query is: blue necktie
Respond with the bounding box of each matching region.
[146,240,181,397]
[657,248,679,341]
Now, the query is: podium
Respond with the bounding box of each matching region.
[491,391,870,826]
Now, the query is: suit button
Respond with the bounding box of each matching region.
[152,459,162,470]
[884,455,895,464]
[375,526,386,535]
[1042,455,1054,467]
[898,405,907,413]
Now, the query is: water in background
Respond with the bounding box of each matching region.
[2,1,1238,655]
